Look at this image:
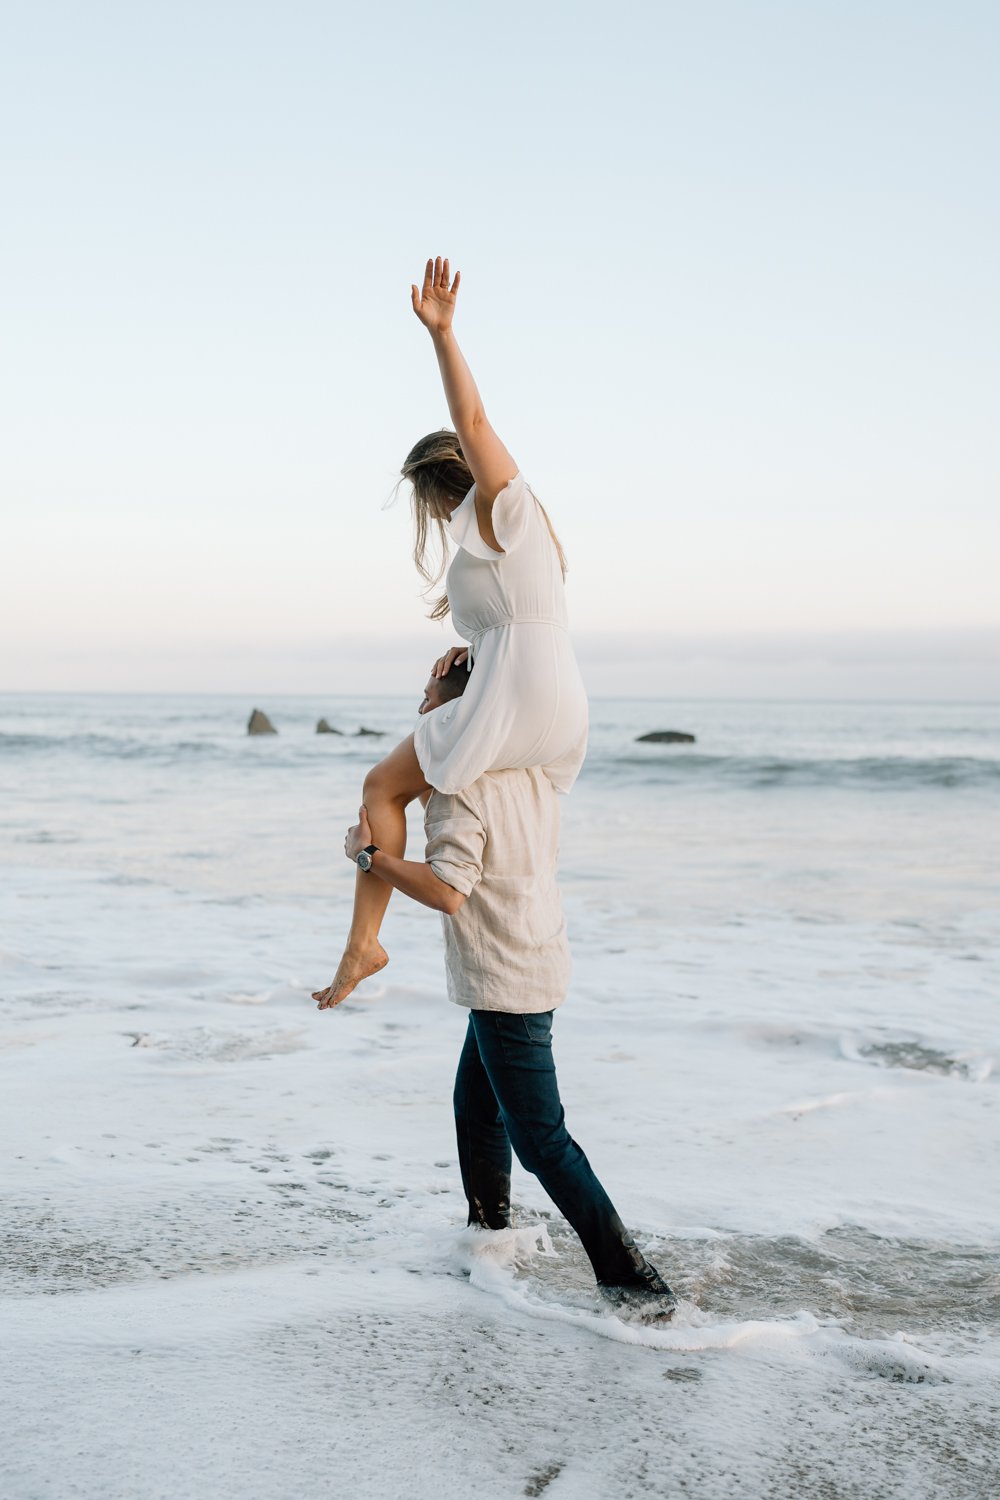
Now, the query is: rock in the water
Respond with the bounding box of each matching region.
[355,726,386,738]
[636,729,696,744]
[316,718,343,735]
[247,708,278,735]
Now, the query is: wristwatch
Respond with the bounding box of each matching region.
[355,844,380,872]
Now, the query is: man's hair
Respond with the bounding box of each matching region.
[436,660,470,703]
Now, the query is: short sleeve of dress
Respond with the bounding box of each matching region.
[446,473,533,559]
[491,473,534,554]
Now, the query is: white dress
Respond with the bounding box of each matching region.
[413,473,589,796]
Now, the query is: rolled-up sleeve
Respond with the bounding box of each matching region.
[424,791,486,897]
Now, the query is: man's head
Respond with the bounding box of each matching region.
[419,660,469,715]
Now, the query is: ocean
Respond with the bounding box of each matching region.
[2,692,999,1498]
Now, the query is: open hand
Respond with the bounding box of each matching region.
[411,256,460,334]
[432,645,469,678]
[344,805,373,861]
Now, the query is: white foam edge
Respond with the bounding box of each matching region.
[450,1224,950,1381]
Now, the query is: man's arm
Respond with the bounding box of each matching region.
[346,807,466,917]
[369,849,465,916]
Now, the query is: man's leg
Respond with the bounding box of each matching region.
[469,1010,672,1293]
[454,1012,512,1230]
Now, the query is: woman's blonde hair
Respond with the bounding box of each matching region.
[400,429,567,621]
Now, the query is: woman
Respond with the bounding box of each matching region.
[314,256,588,1009]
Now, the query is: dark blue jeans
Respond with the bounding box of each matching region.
[453,1008,665,1289]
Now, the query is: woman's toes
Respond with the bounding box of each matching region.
[315,946,390,1012]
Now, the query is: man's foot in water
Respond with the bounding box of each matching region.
[598,1278,679,1325]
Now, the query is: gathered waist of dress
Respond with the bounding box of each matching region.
[464,616,568,665]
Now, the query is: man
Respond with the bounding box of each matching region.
[417,658,470,718]
[313,680,677,1321]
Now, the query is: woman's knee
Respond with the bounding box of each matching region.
[362,761,407,809]
[362,762,388,803]
[363,737,426,807]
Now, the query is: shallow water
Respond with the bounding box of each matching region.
[2,693,999,1497]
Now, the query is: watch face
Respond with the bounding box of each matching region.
[357,851,373,871]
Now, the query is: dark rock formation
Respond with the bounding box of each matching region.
[247,708,278,735]
[355,726,386,738]
[636,730,696,744]
[316,718,343,735]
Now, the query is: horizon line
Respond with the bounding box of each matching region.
[1,689,998,707]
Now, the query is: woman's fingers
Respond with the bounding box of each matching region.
[433,645,469,677]
[417,257,459,301]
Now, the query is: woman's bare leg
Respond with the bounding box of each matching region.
[316,734,430,1008]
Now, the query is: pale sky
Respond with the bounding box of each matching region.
[2,0,998,698]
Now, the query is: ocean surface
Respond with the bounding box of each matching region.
[3,693,999,1498]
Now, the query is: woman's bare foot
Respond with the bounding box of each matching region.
[312,943,389,1010]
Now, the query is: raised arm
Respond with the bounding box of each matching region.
[411,256,518,509]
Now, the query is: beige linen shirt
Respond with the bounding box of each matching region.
[424,765,571,1013]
